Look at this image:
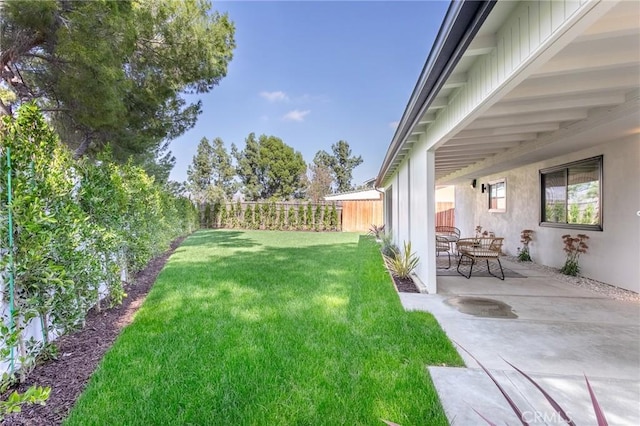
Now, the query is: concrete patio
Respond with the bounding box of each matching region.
[401,258,640,425]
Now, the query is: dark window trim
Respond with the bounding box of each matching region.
[539,155,603,231]
[488,178,506,213]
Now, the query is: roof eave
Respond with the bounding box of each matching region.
[375,0,496,188]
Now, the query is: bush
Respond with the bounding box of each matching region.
[383,241,419,279]
[0,103,197,386]
[560,234,589,276]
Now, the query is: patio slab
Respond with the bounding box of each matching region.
[399,262,640,425]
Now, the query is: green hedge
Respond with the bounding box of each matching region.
[0,103,198,381]
[200,201,341,231]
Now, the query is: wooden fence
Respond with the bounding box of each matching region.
[341,200,383,232]
[436,202,455,227]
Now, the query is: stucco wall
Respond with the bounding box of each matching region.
[456,135,640,293]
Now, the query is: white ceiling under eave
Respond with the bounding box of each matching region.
[399,1,640,185]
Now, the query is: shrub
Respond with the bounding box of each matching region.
[368,224,385,239]
[287,204,297,229]
[380,233,398,259]
[383,241,419,279]
[330,203,339,230]
[560,234,589,276]
[298,204,306,230]
[517,229,534,262]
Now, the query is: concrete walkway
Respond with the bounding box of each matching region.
[400,259,640,425]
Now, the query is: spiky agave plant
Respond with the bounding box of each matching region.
[383,241,419,279]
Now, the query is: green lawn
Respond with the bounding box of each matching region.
[65,230,463,425]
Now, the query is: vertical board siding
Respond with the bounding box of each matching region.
[427,0,593,149]
[341,200,383,232]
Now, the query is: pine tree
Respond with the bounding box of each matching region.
[323,204,331,231]
[219,204,228,228]
[306,203,314,228]
[287,205,297,230]
[330,203,339,230]
[315,204,322,231]
[298,204,306,230]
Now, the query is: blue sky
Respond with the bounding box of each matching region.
[168,0,450,187]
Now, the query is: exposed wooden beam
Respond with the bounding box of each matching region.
[447,134,535,145]
[484,92,626,117]
[443,72,467,89]
[505,66,639,101]
[466,34,496,55]
[419,113,437,124]
[455,123,560,139]
[466,109,589,130]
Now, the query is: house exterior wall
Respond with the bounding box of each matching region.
[396,161,411,249]
[409,148,429,284]
[456,135,640,293]
[454,184,476,238]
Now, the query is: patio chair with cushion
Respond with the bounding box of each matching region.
[436,235,453,269]
[456,237,505,280]
[436,226,461,254]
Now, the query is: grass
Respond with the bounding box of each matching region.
[65,230,463,425]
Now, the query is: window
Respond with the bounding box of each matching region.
[540,156,602,230]
[488,179,506,212]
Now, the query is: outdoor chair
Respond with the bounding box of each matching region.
[435,226,461,254]
[456,237,505,280]
[436,235,453,269]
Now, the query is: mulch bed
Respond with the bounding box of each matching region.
[3,236,187,426]
[391,275,420,293]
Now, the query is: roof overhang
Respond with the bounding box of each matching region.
[376,0,496,187]
[376,0,640,187]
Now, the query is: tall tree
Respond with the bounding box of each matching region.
[307,162,333,203]
[0,0,235,174]
[314,140,363,193]
[210,137,236,199]
[331,140,363,193]
[233,133,307,201]
[187,137,214,203]
[186,136,234,203]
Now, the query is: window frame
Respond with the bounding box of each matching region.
[487,178,507,213]
[539,155,603,231]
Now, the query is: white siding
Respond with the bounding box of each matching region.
[396,161,410,247]
[409,146,428,286]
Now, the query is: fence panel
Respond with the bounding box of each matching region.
[436,202,455,227]
[341,200,383,232]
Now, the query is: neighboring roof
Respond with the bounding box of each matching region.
[324,188,382,201]
[376,0,495,187]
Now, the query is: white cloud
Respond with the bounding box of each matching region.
[389,121,400,129]
[260,91,289,102]
[282,109,310,122]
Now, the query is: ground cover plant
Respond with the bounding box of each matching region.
[65,230,462,425]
